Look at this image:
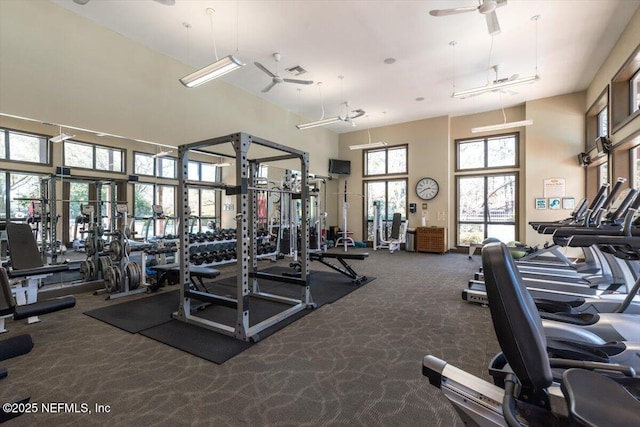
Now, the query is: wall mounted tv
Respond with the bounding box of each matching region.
[329,159,351,175]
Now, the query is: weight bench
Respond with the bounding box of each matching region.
[2,223,69,330]
[290,252,369,284]
[148,263,221,292]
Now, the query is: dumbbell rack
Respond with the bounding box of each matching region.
[187,230,278,267]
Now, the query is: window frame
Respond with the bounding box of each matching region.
[455,133,519,172]
[363,143,408,177]
[611,43,640,134]
[133,152,156,177]
[455,172,519,246]
[63,140,125,173]
[630,67,640,115]
[0,127,51,166]
[597,106,609,138]
[188,160,222,182]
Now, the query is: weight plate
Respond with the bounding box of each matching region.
[104,266,117,293]
[80,260,92,280]
[96,238,104,253]
[110,240,122,261]
[86,239,95,256]
[96,225,104,237]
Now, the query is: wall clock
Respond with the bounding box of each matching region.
[416,177,439,200]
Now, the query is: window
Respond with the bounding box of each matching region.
[632,146,640,188]
[64,141,124,172]
[0,130,5,160]
[187,160,221,182]
[67,181,90,242]
[455,133,519,246]
[133,183,155,239]
[134,153,155,176]
[9,173,41,219]
[95,146,123,172]
[201,164,216,182]
[157,157,176,179]
[597,107,608,137]
[599,162,609,186]
[364,179,407,242]
[457,135,518,171]
[188,162,200,180]
[611,44,640,132]
[457,174,517,245]
[0,129,49,164]
[0,173,5,219]
[632,68,640,114]
[364,145,407,176]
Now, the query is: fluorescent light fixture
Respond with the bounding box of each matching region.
[297,108,365,130]
[452,75,539,99]
[50,133,75,143]
[296,116,343,130]
[349,141,388,150]
[471,119,533,133]
[216,162,233,167]
[179,55,245,88]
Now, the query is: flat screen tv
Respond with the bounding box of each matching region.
[329,159,351,175]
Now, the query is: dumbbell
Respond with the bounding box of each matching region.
[228,248,237,260]
[204,252,215,263]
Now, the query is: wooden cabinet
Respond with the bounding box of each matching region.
[416,227,447,254]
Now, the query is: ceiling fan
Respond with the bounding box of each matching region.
[73,0,175,5]
[255,53,313,93]
[429,0,507,35]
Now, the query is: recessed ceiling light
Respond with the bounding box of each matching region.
[383,58,396,64]
[416,97,425,101]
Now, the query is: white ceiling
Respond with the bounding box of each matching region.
[51,0,640,133]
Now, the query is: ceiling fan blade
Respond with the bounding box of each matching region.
[262,81,277,93]
[254,62,276,78]
[485,11,501,35]
[495,0,508,9]
[509,74,519,81]
[282,78,314,85]
[429,6,478,17]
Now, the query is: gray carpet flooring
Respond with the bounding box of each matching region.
[0,250,500,426]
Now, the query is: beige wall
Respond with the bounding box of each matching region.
[337,115,449,242]
[339,98,587,249]
[524,93,586,248]
[0,0,340,229]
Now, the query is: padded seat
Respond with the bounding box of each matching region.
[561,369,640,426]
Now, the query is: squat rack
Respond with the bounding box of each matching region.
[174,132,314,342]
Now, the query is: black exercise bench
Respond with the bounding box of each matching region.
[148,263,221,292]
[291,251,369,284]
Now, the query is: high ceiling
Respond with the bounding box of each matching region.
[51,0,640,133]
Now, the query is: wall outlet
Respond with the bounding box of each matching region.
[437,212,445,221]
